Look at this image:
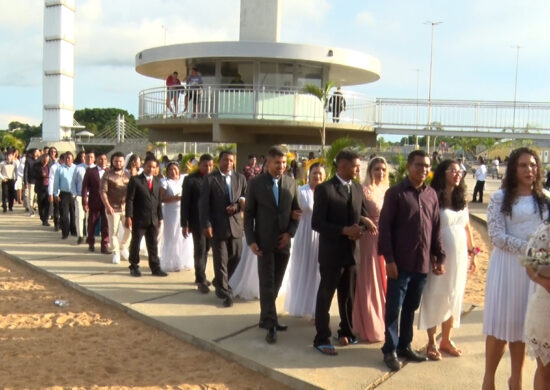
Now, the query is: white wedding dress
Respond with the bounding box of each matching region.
[483,190,544,342]
[283,184,320,318]
[160,176,194,272]
[229,237,260,300]
[418,208,469,329]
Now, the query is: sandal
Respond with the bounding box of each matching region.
[314,344,338,356]
[439,340,462,357]
[426,344,442,361]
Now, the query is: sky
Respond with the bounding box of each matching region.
[1,0,550,131]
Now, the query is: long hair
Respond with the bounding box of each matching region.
[501,147,546,217]
[364,157,389,187]
[430,159,466,211]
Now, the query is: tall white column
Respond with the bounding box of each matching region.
[239,0,280,42]
[42,0,76,141]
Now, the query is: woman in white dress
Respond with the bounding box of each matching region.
[418,160,477,360]
[160,162,193,272]
[284,163,326,318]
[523,221,550,390]
[482,148,548,390]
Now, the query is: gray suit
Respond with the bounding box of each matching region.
[244,173,300,328]
[199,169,247,299]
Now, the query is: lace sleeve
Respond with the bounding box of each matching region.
[487,190,527,255]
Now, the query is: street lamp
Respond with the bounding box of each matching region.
[424,20,442,154]
[413,68,421,150]
[511,45,522,131]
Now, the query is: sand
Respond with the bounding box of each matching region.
[464,219,491,306]
[0,254,288,390]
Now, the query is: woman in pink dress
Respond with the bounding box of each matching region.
[352,157,389,342]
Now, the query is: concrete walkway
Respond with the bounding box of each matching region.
[0,184,535,389]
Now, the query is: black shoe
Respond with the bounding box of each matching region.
[130,267,142,277]
[100,248,112,254]
[61,234,68,239]
[54,225,60,232]
[383,352,402,371]
[276,323,288,331]
[215,289,225,299]
[88,245,95,252]
[397,346,428,362]
[223,297,233,307]
[42,221,50,227]
[152,269,168,277]
[197,283,210,294]
[266,326,277,344]
[2,209,6,213]
[77,237,83,244]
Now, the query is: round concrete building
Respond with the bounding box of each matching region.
[135,0,381,160]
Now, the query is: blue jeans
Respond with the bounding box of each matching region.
[381,270,427,354]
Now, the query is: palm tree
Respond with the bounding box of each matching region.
[324,137,365,179]
[304,81,334,157]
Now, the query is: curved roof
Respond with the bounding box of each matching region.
[135,41,380,86]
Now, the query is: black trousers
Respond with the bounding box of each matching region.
[36,187,50,223]
[52,200,60,227]
[129,223,161,272]
[314,263,357,346]
[473,180,485,202]
[257,250,290,328]
[1,179,15,211]
[87,207,109,251]
[59,191,76,237]
[212,236,242,299]
[191,227,211,284]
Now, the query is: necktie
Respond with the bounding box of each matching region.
[345,183,351,194]
[225,175,232,202]
[273,178,279,206]
[148,177,152,191]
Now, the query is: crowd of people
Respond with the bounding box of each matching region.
[1,144,549,389]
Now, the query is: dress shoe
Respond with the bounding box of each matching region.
[112,252,121,264]
[383,352,402,372]
[42,221,50,227]
[120,248,130,261]
[276,323,288,331]
[61,234,69,239]
[397,346,428,362]
[101,248,112,254]
[88,245,95,252]
[129,267,141,277]
[215,289,225,299]
[77,237,83,245]
[54,225,60,232]
[266,326,277,344]
[152,269,168,277]
[197,283,210,294]
[223,297,233,307]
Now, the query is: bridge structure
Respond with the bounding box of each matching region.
[75,115,148,148]
[137,86,550,148]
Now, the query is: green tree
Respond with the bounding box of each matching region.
[304,81,333,157]
[0,133,25,151]
[324,137,365,179]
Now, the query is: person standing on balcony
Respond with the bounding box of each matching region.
[184,67,203,118]
[165,71,181,117]
[329,87,346,123]
[473,156,487,203]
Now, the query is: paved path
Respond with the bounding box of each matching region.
[0,181,535,389]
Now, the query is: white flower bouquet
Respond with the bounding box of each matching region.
[523,220,550,277]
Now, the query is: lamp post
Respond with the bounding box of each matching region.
[511,45,522,132]
[161,24,167,45]
[413,68,421,150]
[424,21,442,154]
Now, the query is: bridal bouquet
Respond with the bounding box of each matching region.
[523,220,550,277]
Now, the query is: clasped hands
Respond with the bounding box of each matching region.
[249,233,291,257]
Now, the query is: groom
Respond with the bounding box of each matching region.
[244,145,300,344]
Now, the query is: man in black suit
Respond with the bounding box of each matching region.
[312,149,369,355]
[181,154,214,293]
[244,145,300,344]
[199,150,247,307]
[125,155,167,277]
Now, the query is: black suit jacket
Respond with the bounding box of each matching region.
[244,172,300,254]
[312,176,368,267]
[125,173,163,228]
[180,171,204,231]
[199,170,247,239]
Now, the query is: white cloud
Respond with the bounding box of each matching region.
[356,11,375,27]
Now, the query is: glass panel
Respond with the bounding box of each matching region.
[259,62,294,88]
[296,63,322,88]
[220,62,253,86]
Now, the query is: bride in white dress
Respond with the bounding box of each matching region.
[418,160,476,360]
[482,148,548,390]
[283,164,326,318]
[160,162,194,272]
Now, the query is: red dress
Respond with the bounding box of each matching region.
[352,184,387,342]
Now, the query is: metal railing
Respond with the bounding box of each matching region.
[139,84,377,126]
[376,98,550,134]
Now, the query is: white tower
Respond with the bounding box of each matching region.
[42,0,76,141]
[239,0,281,42]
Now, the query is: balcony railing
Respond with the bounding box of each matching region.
[138,84,377,127]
